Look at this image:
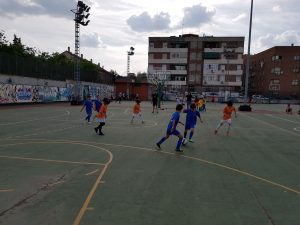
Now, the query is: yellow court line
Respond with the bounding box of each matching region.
[0,139,113,225]
[76,140,300,196]
[0,137,300,194]
[0,155,104,166]
[0,189,14,192]
[73,145,113,225]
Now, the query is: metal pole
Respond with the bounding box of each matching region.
[244,0,253,103]
[127,53,130,99]
[74,11,81,102]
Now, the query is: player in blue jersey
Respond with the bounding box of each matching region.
[93,95,102,112]
[80,95,93,124]
[182,103,203,144]
[156,104,184,152]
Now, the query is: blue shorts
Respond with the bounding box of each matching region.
[166,129,180,136]
[185,123,195,130]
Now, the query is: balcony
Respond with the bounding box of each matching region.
[148,47,188,53]
[203,80,242,86]
[148,58,187,64]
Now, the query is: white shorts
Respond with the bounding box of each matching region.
[95,118,105,123]
[221,119,232,125]
[132,113,142,117]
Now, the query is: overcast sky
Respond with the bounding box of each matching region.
[0,0,299,75]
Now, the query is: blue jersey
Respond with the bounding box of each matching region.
[167,111,180,131]
[84,100,93,114]
[184,109,200,126]
[94,99,102,112]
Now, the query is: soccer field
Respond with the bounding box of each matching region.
[0,101,299,225]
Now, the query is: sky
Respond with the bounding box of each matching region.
[0,0,299,76]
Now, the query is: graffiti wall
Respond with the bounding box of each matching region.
[0,82,114,104]
[0,83,73,104]
[84,84,114,99]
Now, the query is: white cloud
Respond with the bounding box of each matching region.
[0,0,299,74]
[81,33,105,48]
[127,11,171,32]
[272,5,281,12]
[254,30,300,52]
[232,13,246,22]
[180,4,215,28]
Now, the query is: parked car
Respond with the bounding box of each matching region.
[252,95,269,100]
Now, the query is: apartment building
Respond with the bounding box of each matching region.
[250,46,300,99]
[148,34,244,95]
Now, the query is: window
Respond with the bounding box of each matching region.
[271,67,283,75]
[294,55,300,61]
[171,53,180,59]
[149,43,154,48]
[292,80,299,86]
[163,43,168,48]
[270,79,280,84]
[293,68,300,73]
[237,65,242,70]
[272,55,282,61]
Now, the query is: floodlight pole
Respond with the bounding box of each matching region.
[127,47,134,99]
[74,17,80,102]
[71,1,90,104]
[244,0,253,103]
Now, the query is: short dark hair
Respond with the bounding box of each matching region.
[176,104,183,111]
[227,100,233,106]
[103,98,110,105]
[136,99,141,104]
[190,103,196,109]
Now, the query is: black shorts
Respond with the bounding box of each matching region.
[152,101,157,106]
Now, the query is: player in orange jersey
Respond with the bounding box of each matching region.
[214,100,237,136]
[130,99,144,124]
[94,98,110,135]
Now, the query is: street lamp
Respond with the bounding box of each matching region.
[127,46,134,99]
[240,0,253,111]
[244,0,253,104]
[70,1,91,105]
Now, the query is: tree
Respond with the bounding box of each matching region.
[136,71,147,82]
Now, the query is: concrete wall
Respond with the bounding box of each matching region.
[0,74,114,104]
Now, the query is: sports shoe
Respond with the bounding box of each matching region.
[156,143,161,149]
[99,132,104,136]
[182,138,187,145]
[88,121,92,124]
[226,131,229,136]
[94,128,98,133]
[214,130,218,135]
[142,121,145,124]
[175,149,183,153]
[189,139,194,143]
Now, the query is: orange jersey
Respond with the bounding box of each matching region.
[96,104,107,119]
[133,103,141,114]
[223,106,236,120]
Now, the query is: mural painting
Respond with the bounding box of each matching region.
[0,82,114,104]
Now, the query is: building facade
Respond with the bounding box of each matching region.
[250,46,300,99]
[148,34,244,96]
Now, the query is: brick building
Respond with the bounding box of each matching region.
[250,46,300,99]
[148,34,244,95]
[114,76,150,101]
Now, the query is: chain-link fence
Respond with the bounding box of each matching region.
[0,52,112,84]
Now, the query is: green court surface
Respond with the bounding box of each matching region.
[0,101,299,225]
